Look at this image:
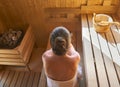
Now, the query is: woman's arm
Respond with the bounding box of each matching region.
[69,43,76,51]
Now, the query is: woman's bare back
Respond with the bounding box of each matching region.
[42,45,80,81]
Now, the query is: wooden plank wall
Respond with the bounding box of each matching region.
[117,7,120,19]
[0,19,6,33]
[0,0,119,48]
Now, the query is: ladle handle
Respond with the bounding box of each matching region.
[99,21,120,25]
[109,22,120,25]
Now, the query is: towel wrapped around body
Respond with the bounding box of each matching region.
[46,74,78,87]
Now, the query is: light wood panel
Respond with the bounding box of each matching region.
[82,14,98,87]
[88,14,109,87]
[81,6,117,13]
[111,0,120,5]
[103,0,112,6]
[87,0,103,5]
[45,6,117,15]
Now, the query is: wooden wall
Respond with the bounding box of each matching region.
[0,19,6,33]
[0,0,119,48]
[117,6,120,19]
[0,0,47,48]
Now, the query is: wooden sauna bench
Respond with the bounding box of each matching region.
[82,14,120,87]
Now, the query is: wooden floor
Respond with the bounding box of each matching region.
[0,70,42,87]
[0,19,85,87]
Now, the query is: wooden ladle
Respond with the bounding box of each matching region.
[97,21,120,26]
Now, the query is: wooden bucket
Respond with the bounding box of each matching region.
[93,13,113,32]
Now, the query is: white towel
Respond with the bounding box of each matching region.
[46,74,78,87]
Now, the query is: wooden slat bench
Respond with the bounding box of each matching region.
[82,14,120,87]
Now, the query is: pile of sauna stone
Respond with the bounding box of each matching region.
[0,29,24,49]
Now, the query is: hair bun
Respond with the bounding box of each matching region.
[55,37,66,47]
[55,37,65,42]
[53,37,67,55]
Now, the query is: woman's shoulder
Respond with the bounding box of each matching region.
[42,49,53,59]
[66,50,80,61]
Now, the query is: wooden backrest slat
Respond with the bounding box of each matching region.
[111,15,120,81]
[87,14,109,87]
[81,14,98,87]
